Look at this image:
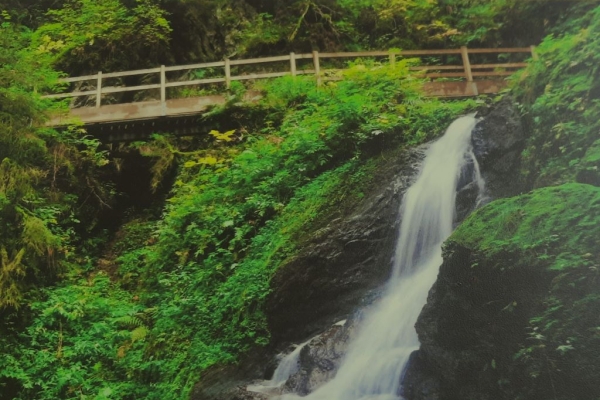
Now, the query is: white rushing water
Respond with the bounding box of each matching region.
[247,340,311,394]
[272,115,482,400]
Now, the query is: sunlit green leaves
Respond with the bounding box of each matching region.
[31,0,172,71]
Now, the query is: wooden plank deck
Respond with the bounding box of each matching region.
[43,46,535,140]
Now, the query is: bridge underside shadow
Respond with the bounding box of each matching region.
[83,114,213,142]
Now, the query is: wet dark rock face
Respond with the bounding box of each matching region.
[401,100,531,400]
[282,318,359,396]
[472,97,526,200]
[266,145,428,344]
[401,243,552,400]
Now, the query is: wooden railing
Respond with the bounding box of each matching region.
[43,46,536,107]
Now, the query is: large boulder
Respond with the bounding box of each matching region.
[282,317,358,396]
[472,97,526,199]
[266,145,427,343]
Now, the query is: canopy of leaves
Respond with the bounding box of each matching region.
[5,0,578,75]
[30,0,171,73]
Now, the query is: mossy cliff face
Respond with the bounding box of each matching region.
[403,183,600,400]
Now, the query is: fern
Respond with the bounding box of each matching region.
[0,247,26,309]
[131,326,149,343]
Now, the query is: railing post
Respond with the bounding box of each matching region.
[460,46,473,82]
[290,52,297,77]
[160,65,166,103]
[460,46,478,96]
[160,65,167,116]
[96,71,102,108]
[225,58,231,89]
[530,45,539,60]
[389,51,396,66]
[312,50,321,86]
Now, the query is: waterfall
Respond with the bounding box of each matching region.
[247,341,311,394]
[262,115,482,400]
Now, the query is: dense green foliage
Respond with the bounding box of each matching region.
[452,183,600,271]
[2,0,599,399]
[512,4,600,188]
[0,20,111,310]
[32,0,171,72]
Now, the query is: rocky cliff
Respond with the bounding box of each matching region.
[403,183,600,400]
[191,144,426,400]
[191,99,529,400]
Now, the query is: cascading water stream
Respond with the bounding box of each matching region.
[247,340,311,394]
[253,115,483,400]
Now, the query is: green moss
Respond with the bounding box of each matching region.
[581,140,600,165]
[451,183,600,270]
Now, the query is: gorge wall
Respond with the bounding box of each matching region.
[192,98,528,400]
[403,183,600,400]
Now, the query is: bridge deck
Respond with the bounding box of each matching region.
[44,47,535,140]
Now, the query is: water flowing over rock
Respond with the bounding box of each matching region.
[266,145,427,344]
[191,146,426,400]
[248,115,483,400]
[193,104,525,400]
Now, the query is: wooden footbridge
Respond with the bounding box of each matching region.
[44,46,536,141]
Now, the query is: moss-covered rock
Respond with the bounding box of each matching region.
[452,183,600,271]
[403,183,600,400]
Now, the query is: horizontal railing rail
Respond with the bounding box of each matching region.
[42,46,536,107]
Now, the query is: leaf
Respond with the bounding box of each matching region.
[197,156,218,165]
[131,326,149,343]
[556,344,574,354]
[209,129,235,142]
[99,387,113,398]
